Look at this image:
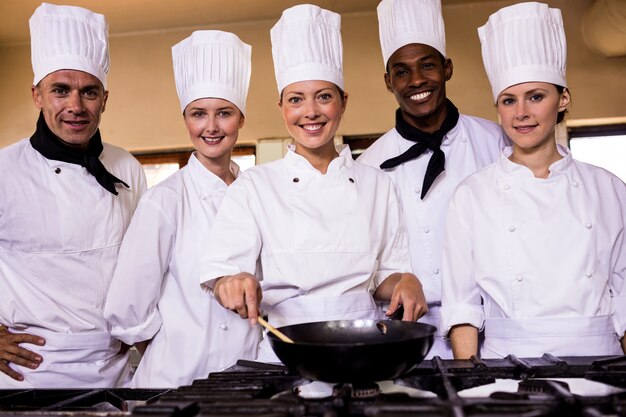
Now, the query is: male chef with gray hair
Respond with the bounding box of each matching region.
[0,3,146,387]
[358,0,509,358]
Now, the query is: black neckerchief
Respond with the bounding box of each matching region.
[380,99,460,199]
[29,112,129,195]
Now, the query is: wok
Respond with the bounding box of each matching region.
[267,319,436,382]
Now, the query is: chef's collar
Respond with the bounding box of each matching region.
[500,144,572,178]
[188,152,240,199]
[285,144,352,176]
[29,112,128,195]
[396,110,462,153]
[549,144,574,174]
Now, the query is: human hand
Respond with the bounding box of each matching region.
[0,325,45,381]
[386,273,428,321]
[450,324,479,359]
[213,273,262,325]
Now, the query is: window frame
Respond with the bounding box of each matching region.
[343,134,383,159]
[567,123,626,143]
[132,144,256,169]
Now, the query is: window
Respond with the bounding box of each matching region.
[568,124,626,182]
[343,134,383,159]
[134,149,190,188]
[133,145,256,188]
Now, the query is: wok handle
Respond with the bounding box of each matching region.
[388,305,405,321]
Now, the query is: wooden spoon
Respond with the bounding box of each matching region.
[257,316,295,344]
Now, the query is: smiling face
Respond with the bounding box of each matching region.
[32,69,108,150]
[279,80,347,158]
[384,43,452,133]
[184,98,244,167]
[496,82,570,153]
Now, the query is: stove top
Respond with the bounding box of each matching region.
[1,355,625,416]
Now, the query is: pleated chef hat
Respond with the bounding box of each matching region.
[30,3,109,88]
[270,4,343,94]
[377,0,446,68]
[478,2,567,102]
[172,30,251,115]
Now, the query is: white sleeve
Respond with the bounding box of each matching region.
[199,176,262,290]
[131,161,148,207]
[104,189,176,345]
[373,178,412,288]
[610,176,626,338]
[440,183,484,336]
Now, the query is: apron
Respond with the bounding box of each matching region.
[257,293,379,363]
[482,315,623,358]
[0,327,131,388]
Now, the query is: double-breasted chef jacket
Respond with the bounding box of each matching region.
[104,154,260,388]
[200,145,412,362]
[441,145,626,358]
[0,138,146,388]
[358,114,509,358]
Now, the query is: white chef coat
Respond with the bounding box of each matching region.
[200,145,412,361]
[0,138,146,388]
[441,145,626,358]
[104,154,261,388]
[358,114,508,358]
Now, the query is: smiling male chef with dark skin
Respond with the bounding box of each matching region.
[358,0,509,359]
[0,3,145,387]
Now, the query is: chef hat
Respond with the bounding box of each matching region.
[377,0,446,68]
[172,30,251,115]
[478,2,567,102]
[270,4,343,94]
[30,3,109,88]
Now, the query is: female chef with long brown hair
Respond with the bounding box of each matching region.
[441,2,626,359]
[199,4,427,362]
[104,30,260,386]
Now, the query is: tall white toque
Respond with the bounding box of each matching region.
[377,0,447,68]
[478,1,567,102]
[270,4,343,94]
[172,30,251,114]
[30,3,109,88]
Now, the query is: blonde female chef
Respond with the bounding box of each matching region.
[200,4,427,362]
[441,2,626,359]
[104,31,260,387]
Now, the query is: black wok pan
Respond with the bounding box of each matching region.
[267,319,436,382]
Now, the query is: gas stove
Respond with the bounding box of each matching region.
[1,355,625,416]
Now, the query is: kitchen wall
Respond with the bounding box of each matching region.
[0,0,624,151]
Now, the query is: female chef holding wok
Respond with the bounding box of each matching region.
[104,31,260,387]
[200,4,427,362]
[441,2,626,359]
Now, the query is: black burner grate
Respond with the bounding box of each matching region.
[1,355,625,417]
